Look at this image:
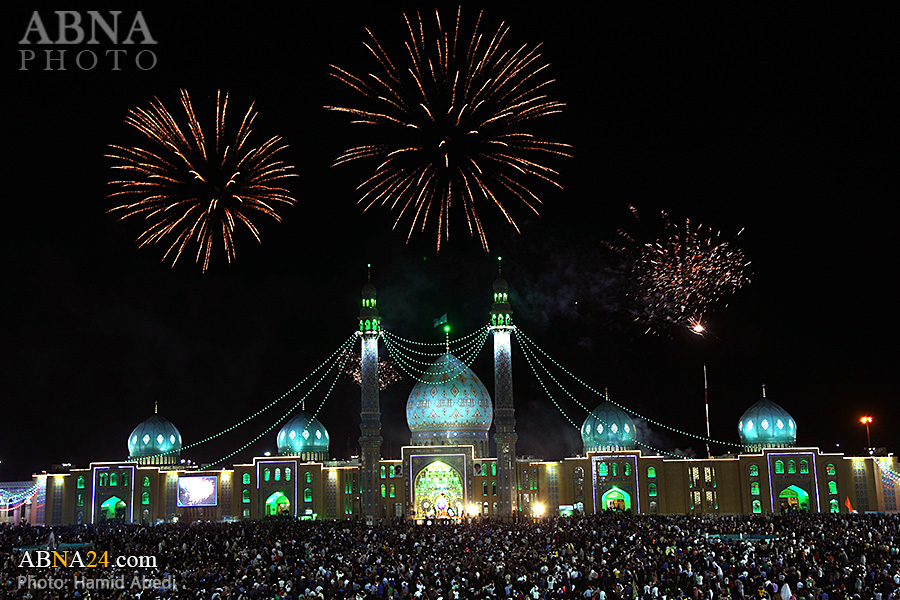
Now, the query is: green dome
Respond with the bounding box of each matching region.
[277,412,330,459]
[738,394,796,450]
[128,414,182,464]
[581,400,636,452]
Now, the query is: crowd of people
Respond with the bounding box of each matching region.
[2,512,899,599]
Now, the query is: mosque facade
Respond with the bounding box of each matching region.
[6,276,898,526]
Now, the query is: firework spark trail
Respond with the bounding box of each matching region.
[326,7,570,252]
[607,207,751,333]
[341,349,403,390]
[107,89,297,272]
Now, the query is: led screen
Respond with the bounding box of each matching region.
[176,476,218,507]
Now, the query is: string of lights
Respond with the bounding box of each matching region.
[515,327,743,449]
[383,329,489,384]
[516,331,690,459]
[141,334,357,463]
[381,327,488,368]
[202,338,353,469]
[381,326,488,348]
[0,483,41,508]
[875,458,900,486]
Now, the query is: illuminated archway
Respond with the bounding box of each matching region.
[778,485,810,513]
[601,486,631,512]
[265,491,291,516]
[413,460,464,519]
[100,496,126,521]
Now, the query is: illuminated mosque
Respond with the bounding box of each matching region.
[2,275,897,525]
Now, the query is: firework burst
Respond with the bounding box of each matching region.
[107,89,297,272]
[326,7,570,251]
[609,207,751,333]
[341,349,403,390]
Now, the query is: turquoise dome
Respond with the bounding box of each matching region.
[128,414,182,464]
[277,412,330,459]
[581,401,636,452]
[406,353,493,456]
[738,394,796,450]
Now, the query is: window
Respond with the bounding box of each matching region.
[648,483,657,497]
[624,463,631,477]
[144,476,152,487]
[304,488,313,503]
[647,466,656,478]
[826,463,836,476]
[828,481,837,495]
[142,491,150,505]
[491,463,497,477]
[77,476,85,489]
[749,464,759,477]
[775,460,784,475]
[752,500,762,514]
[389,484,395,498]
[264,468,271,482]
[76,493,84,507]
[830,499,839,513]
[122,473,128,487]
[598,462,608,477]
[110,472,118,487]
[381,484,386,498]
[305,471,312,484]
[611,463,618,477]
[788,460,796,475]
[483,482,488,496]
[275,468,281,482]
[285,468,291,482]
[99,473,108,487]
[491,482,497,496]
[242,490,250,503]
[751,482,760,496]
[381,466,386,479]
[799,460,809,474]
[242,473,251,485]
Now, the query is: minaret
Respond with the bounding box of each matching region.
[490,261,518,517]
[358,267,382,519]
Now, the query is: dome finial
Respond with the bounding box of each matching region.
[367,263,371,282]
[497,256,502,276]
[762,383,766,398]
[154,399,158,415]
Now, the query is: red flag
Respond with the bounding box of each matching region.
[844,496,853,512]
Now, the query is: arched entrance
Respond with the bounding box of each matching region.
[265,491,291,516]
[601,486,631,512]
[413,460,464,519]
[778,485,810,513]
[100,496,126,521]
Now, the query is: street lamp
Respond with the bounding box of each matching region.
[860,416,873,448]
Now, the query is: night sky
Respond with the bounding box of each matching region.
[3,4,896,481]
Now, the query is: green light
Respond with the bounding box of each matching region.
[443,325,451,333]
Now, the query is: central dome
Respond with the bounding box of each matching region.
[738,390,796,451]
[128,414,182,465]
[277,412,330,460]
[581,400,636,453]
[406,353,493,456]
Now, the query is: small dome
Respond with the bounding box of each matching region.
[128,414,182,464]
[582,401,636,452]
[738,393,796,450]
[361,282,377,298]
[492,276,508,294]
[406,353,493,456]
[277,412,330,458]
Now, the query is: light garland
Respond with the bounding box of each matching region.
[383,329,489,385]
[515,327,743,449]
[381,326,487,347]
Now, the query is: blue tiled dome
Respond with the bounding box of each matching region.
[406,353,493,456]
[738,393,796,450]
[277,412,330,459]
[128,414,182,464]
[581,400,636,452]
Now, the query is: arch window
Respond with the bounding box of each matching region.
[99,473,108,487]
[749,464,759,477]
[242,473,251,485]
[274,468,281,482]
[285,468,292,482]
[143,476,151,487]
[142,491,150,505]
[483,482,488,496]
[305,471,312,484]
[830,499,839,513]
[491,482,497,495]
[611,463,618,477]
[381,466,386,479]
[76,493,84,507]
[624,463,631,477]
[264,468,271,482]
[381,484,386,498]
[799,460,809,474]
[242,489,250,503]
[389,484,395,498]
[775,460,784,474]
[648,483,657,497]
[491,462,497,477]
[77,476,85,489]
[752,500,762,514]
[788,460,797,474]
[647,466,656,478]
[828,481,837,495]
[109,472,118,487]
[598,462,608,477]
[751,482,760,496]
[826,464,836,476]
[304,488,313,503]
